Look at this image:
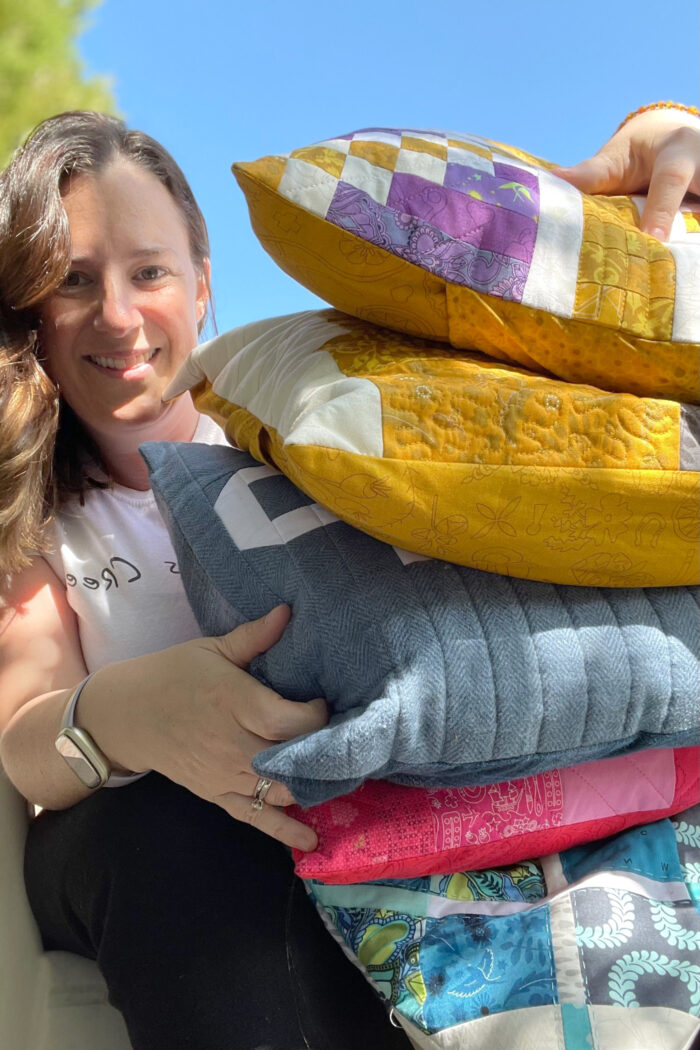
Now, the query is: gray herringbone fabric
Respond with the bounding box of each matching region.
[142,441,700,806]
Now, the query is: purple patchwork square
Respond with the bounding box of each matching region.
[389,172,536,264]
[326,181,530,301]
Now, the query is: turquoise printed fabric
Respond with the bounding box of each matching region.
[561,817,685,884]
[419,908,556,1029]
[307,805,700,1042]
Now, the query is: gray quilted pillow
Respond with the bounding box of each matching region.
[141,441,700,806]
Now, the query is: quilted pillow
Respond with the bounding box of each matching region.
[232,127,700,403]
[167,309,700,587]
[307,805,700,1049]
[140,440,700,807]
[291,747,700,883]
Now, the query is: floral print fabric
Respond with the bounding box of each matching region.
[308,805,700,1046]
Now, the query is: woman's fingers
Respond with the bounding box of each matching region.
[236,688,329,742]
[214,605,292,670]
[553,151,625,195]
[221,772,297,809]
[639,129,699,238]
[214,789,317,852]
[102,611,328,847]
[553,108,700,242]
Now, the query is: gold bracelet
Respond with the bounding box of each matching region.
[616,101,700,133]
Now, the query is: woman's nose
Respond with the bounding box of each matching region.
[93,278,142,333]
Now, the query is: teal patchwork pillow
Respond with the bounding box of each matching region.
[309,806,700,1048]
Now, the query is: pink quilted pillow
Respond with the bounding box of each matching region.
[292,747,699,883]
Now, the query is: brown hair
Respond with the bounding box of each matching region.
[0,111,211,578]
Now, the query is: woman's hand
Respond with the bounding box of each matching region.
[553,107,700,240]
[81,605,327,852]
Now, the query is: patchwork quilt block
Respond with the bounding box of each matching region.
[291,747,700,883]
[167,310,700,587]
[233,128,700,403]
[141,441,700,806]
[307,805,700,1049]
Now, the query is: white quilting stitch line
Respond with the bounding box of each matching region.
[623,754,676,807]
[567,767,622,814]
[568,751,675,813]
[550,895,587,1006]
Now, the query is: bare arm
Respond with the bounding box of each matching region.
[0,558,92,808]
[0,559,325,850]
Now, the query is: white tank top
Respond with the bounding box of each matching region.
[43,415,228,672]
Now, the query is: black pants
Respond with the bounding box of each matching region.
[24,773,412,1050]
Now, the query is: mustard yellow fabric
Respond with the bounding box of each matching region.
[185,311,698,587]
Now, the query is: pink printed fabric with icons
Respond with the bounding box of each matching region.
[292,747,700,883]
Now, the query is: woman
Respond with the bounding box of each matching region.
[0,111,412,1050]
[0,105,697,1050]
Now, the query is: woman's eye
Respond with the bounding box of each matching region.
[137,266,166,281]
[62,271,89,289]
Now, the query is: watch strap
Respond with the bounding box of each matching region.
[59,673,149,788]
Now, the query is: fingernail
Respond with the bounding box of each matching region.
[647,227,667,241]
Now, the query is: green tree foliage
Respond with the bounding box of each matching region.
[0,0,115,167]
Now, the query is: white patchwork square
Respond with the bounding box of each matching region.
[522,170,582,317]
[406,131,448,145]
[669,209,694,242]
[631,195,691,242]
[629,195,644,225]
[318,137,352,155]
[394,148,447,185]
[278,158,339,218]
[341,153,394,205]
[207,312,385,458]
[214,465,341,552]
[446,144,495,175]
[273,503,340,544]
[669,243,700,341]
[350,130,403,148]
[490,148,542,177]
[440,129,497,151]
[393,546,431,566]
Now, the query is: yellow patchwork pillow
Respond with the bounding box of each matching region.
[168,310,699,587]
[233,128,700,404]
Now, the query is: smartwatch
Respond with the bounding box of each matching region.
[54,674,148,789]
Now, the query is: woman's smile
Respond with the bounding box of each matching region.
[86,346,161,376]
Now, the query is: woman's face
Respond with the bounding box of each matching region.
[39,159,208,446]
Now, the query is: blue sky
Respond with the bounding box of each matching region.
[79,0,699,334]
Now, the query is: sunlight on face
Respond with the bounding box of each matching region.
[40,159,208,448]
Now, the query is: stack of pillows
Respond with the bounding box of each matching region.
[147,127,700,1050]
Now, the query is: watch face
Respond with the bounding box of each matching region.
[55,730,108,789]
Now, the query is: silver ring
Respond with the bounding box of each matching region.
[251,776,273,811]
